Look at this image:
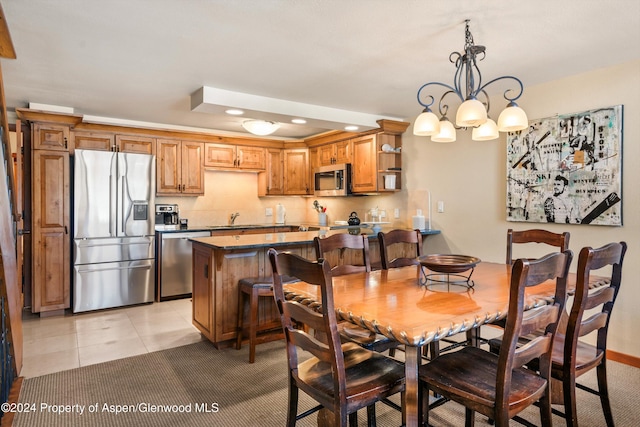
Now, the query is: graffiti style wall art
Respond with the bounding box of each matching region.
[506,105,622,226]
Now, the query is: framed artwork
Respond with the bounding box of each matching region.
[506,105,622,226]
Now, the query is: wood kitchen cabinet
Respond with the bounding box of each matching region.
[31,149,70,313]
[33,123,70,151]
[156,139,204,196]
[191,240,314,346]
[204,143,265,170]
[72,132,155,154]
[317,139,351,166]
[351,134,377,193]
[71,131,113,152]
[283,148,310,195]
[258,148,284,196]
[192,243,214,338]
[115,135,155,154]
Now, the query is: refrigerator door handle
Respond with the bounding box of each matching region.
[109,178,113,236]
[122,179,126,234]
[76,264,152,273]
[76,241,151,248]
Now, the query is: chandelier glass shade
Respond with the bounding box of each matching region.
[242,120,280,136]
[414,20,528,142]
[431,118,456,143]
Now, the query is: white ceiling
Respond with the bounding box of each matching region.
[2,0,639,139]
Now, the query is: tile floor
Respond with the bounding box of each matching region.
[20,298,204,378]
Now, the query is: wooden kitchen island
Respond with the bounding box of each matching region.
[189,228,440,347]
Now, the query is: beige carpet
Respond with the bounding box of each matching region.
[13,339,640,426]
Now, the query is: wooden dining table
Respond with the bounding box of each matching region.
[283,261,606,427]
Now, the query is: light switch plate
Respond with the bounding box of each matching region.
[437,201,445,213]
[394,208,400,218]
[265,207,273,216]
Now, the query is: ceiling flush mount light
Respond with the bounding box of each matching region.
[242,120,280,136]
[414,20,528,142]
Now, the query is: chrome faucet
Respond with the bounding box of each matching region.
[230,212,240,225]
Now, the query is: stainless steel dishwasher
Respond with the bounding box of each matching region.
[159,231,210,300]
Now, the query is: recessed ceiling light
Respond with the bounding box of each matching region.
[345,125,359,131]
[225,109,244,115]
[291,118,307,124]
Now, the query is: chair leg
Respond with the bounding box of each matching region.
[539,390,553,427]
[287,381,298,427]
[563,372,578,427]
[597,361,615,427]
[421,387,430,427]
[248,287,259,363]
[366,404,377,427]
[464,407,475,427]
[347,411,356,427]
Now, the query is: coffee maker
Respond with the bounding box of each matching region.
[155,204,179,225]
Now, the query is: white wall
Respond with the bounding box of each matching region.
[405,59,640,358]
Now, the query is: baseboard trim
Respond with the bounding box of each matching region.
[607,349,640,368]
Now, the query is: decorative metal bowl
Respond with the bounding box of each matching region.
[418,254,481,274]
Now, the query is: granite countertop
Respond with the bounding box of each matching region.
[154,223,297,233]
[189,227,441,250]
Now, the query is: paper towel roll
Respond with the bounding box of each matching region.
[412,215,425,230]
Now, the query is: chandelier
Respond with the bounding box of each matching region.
[413,20,528,142]
[242,120,280,136]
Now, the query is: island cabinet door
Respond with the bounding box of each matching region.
[192,244,214,340]
[216,250,264,342]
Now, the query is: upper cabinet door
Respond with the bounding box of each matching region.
[236,146,265,170]
[181,141,204,194]
[318,144,337,166]
[351,135,377,193]
[283,148,309,195]
[204,143,236,168]
[116,135,155,154]
[156,139,181,194]
[33,123,70,151]
[72,132,114,153]
[335,140,352,164]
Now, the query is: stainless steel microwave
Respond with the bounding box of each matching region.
[314,163,352,196]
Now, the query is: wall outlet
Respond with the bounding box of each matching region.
[437,201,445,213]
[394,208,400,219]
[265,207,273,216]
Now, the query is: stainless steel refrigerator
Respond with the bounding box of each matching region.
[73,149,156,313]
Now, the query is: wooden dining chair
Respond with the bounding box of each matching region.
[551,241,626,427]
[314,233,371,276]
[314,234,399,355]
[469,228,572,348]
[377,229,422,269]
[419,250,573,427]
[506,228,570,264]
[268,248,405,427]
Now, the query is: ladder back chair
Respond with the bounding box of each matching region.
[268,248,405,427]
[552,241,627,427]
[377,229,422,269]
[419,250,573,427]
[314,234,398,355]
[470,228,572,348]
[506,228,570,264]
[314,233,371,276]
